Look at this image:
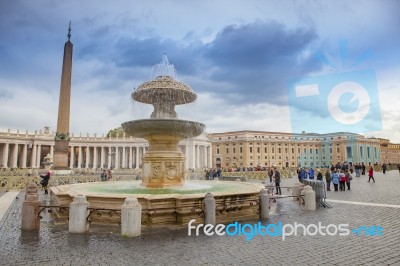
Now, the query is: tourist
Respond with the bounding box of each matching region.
[331,170,340,191]
[398,163,400,174]
[274,167,281,195]
[361,163,366,175]
[268,167,274,183]
[325,169,331,191]
[382,163,387,174]
[368,166,375,182]
[355,163,360,177]
[339,170,347,191]
[40,171,51,194]
[101,170,107,181]
[300,168,307,181]
[345,170,352,190]
[308,168,315,179]
[107,169,113,180]
[316,171,323,181]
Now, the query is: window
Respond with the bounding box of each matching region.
[217,148,220,154]
[264,147,267,153]
[240,147,243,153]
[250,147,253,153]
[310,148,312,154]
[257,147,260,153]
[226,148,229,153]
[272,148,275,153]
[233,148,236,153]
[337,147,340,153]
[291,148,294,153]
[278,148,281,153]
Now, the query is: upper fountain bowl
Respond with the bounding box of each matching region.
[133,76,197,105]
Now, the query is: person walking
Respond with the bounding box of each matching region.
[325,169,332,191]
[268,167,274,183]
[382,163,387,174]
[107,169,113,180]
[274,167,281,195]
[361,163,366,175]
[345,170,352,190]
[368,166,375,182]
[331,170,340,192]
[339,170,346,191]
[308,168,315,180]
[316,171,323,181]
[40,171,51,194]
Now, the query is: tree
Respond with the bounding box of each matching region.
[106,127,125,138]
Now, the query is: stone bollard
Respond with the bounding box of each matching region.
[121,197,142,237]
[203,193,216,225]
[69,195,90,233]
[259,189,269,219]
[292,182,302,201]
[298,183,306,205]
[303,185,316,211]
[21,184,41,230]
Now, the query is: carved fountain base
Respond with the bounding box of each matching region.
[141,135,186,188]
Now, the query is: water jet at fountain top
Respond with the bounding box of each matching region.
[122,54,205,188]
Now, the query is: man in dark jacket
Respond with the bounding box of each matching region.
[274,167,281,195]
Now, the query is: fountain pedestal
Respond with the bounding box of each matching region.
[141,135,185,188]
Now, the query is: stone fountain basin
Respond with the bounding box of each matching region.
[122,119,205,138]
[50,181,264,225]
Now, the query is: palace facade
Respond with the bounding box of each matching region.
[209,131,384,169]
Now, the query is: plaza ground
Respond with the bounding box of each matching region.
[1,171,400,265]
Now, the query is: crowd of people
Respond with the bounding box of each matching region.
[296,162,382,192]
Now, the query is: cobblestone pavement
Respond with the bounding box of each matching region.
[1,171,400,265]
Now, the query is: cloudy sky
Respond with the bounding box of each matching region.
[0,0,399,141]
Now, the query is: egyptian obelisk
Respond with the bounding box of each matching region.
[53,22,73,169]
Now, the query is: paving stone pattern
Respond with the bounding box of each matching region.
[1,171,400,265]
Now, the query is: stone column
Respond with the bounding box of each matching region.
[129,147,133,169]
[12,143,18,168]
[208,146,212,168]
[85,146,90,168]
[69,195,90,233]
[21,184,41,230]
[259,189,269,219]
[36,144,41,168]
[70,146,75,169]
[107,147,112,169]
[21,144,27,168]
[203,193,216,225]
[115,147,120,169]
[122,147,126,168]
[78,146,82,168]
[2,143,9,168]
[100,147,105,169]
[121,198,142,237]
[50,145,54,158]
[135,147,139,169]
[93,147,98,169]
[31,144,36,168]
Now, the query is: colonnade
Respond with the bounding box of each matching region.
[0,140,212,170]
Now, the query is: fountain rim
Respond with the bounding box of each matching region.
[50,180,265,200]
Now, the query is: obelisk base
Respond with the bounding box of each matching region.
[53,140,70,170]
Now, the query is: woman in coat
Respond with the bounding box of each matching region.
[331,170,340,191]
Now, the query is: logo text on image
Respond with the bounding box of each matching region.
[287,69,382,134]
[188,220,384,241]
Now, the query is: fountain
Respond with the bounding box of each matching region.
[50,55,264,226]
[121,54,205,188]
